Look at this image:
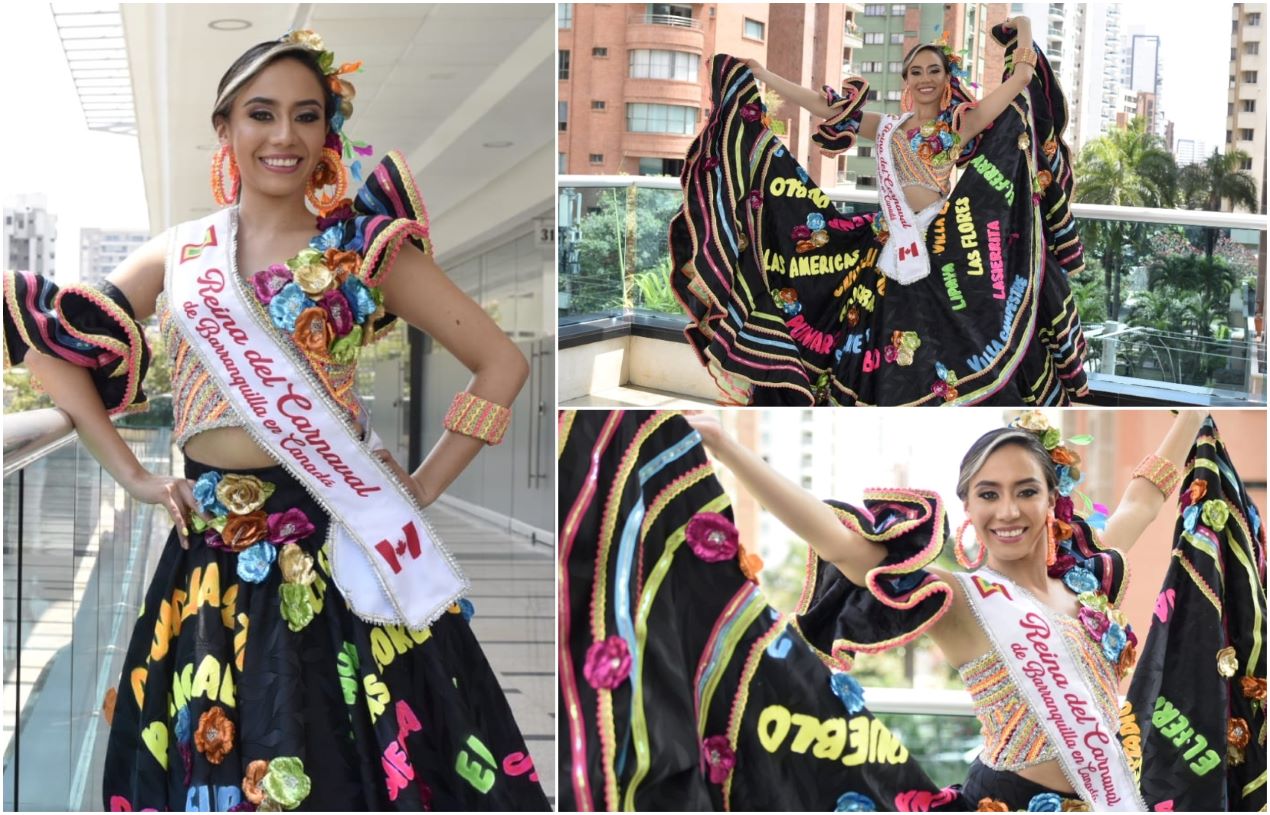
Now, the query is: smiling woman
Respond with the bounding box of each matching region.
[2,23,549,813]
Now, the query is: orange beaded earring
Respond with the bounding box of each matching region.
[901,86,914,112]
[306,147,349,215]
[210,145,240,207]
[954,519,986,570]
[940,83,953,109]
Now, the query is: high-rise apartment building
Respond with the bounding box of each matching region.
[80,228,150,288]
[1227,3,1265,212]
[1075,4,1130,149]
[1012,3,1085,151]
[3,194,57,280]
[1127,33,1163,137]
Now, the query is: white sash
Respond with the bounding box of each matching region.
[875,112,935,286]
[166,209,467,630]
[955,569,1146,811]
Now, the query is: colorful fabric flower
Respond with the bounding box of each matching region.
[835,791,876,811]
[807,213,826,231]
[748,190,763,209]
[883,345,898,363]
[1101,623,1127,663]
[1015,410,1050,432]
[204,529,229,551]
[194,705,235,764]
[1201,499,1229,531]
[102,687,117,726]
[703,156,720,171]
[319,289,355,336]
[1184,479,1208,507]
[322,248,360,284]
[1056,465,1081,496]
[217,474,276,515]
[293,307,335,357]
[267,508,315,547]
[1053,495,1074,523]
[1050,446,1079,466]
[261,756,312,810]
[315,204,354,233]
[268,283,309,332]
[193,471,229,515]
[1183,504,1200,533]
[1046,552,1076,578]
[1117,638,1136,676]
[1217,646,1239,678]
[1079,606,1109,641]
[1229,717,1251,748]
[459,598,475,621]
[237,542,277,584]
[252,265,293,305]
[701,735,736,784]
[1240,676,1266,701]
[175,704,192,743]
[329,326,364,365]
[830,671,865,715]
[222,512,270,552]
[279,583,315,632]
[289,249,336,296]
[792,224,813,241]
[1041,427,1062,450]
[242,759,270,805]
[1062,566,1098,594]
[1028,792,1063,811]
[739,103,762,122]
[1076,591,1108,612]
[739,549,764,582]
[279,543,316,586]
[977,799,1009,812]
[1061,798,1091,811]
[685,513,740,562]
[340,277,376,324]
[583,635,631,689]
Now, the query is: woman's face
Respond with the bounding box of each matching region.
[216,58,328,203]
[904,50,948,105]
[963,444,1055,565]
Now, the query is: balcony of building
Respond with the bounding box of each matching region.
[625,10,706,52]
[844,18,864,49]
[558,176,1268,408]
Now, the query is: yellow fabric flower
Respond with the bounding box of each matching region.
[285,29,325,52]
[1217,646,1240,678]
[293,258,336,297]
[1016,410,1050,432]
[216,474,276,515]
[279,543,316,586]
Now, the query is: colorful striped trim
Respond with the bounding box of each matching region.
[721,616,787,811]
[443,391,512,444]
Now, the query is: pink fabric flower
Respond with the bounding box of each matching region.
[792,225,812,241]
[252,265,293,304]
[748,190,763,210]
[1054,495,1074,523]
[701,735,736,783]
[204,529,230,551]
[1079,606,1109,640]
[1047,552,1076,578]
[267,508,316,547]
[686,513,739,563]
[884,345,898,363]
[320,289,355,336]
[702,156,720,171]
[583,635,631,689]
[739,103,761,122]
[931,381,949,398]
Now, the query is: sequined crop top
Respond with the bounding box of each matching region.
[957,612,1122,771]
[891,128,957,197]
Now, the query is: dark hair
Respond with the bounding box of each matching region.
[211,41,336,129]
[956,428,1058,501]
[901,43,952,79]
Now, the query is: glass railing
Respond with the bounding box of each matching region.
[2,406,173,811]
[559,175,1267,405]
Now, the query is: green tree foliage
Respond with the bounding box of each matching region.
[1178,148,1261,259]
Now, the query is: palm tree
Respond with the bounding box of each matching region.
[1074,117,1179,321]
[1179,148,1260,258]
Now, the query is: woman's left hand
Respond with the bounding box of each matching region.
[375,448,435,509]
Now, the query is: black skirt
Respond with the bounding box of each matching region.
[103,457,549,811]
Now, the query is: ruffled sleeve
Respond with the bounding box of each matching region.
[1058,517,1129,606]
[948,99,985,164]
[315,150,433,341]
[3,272,150,415]
[792,488,954,672]
[811,77,870,156]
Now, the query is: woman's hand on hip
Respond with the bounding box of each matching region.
[375,448,435,509]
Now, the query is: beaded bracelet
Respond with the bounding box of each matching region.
[1132,454,1182,497]
[444,391,511,445]
[1013,48,1038,70]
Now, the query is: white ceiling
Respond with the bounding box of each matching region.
[122,3,554,249]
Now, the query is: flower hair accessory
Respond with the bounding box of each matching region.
[1010,411,1105,528]
[280,29,375,181]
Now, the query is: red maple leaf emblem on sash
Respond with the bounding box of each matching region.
[375,521,422,574]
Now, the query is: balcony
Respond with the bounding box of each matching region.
[844,19,864,49]
[558,175,1267,407]
[626,12,706,52]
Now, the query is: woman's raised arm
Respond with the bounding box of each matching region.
[952,17,1036,145]
[741,58,881,142]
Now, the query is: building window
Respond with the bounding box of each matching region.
[891,4,906,14]
[1229,102,1236,116]
[865,32,884,44]
[559,153,567,173]
[1244,99,1257,113]
[591,100,606,110]
[1248,11,1262,25]
[888,60,903,73]
[866,89,879,101]
[638,157,685,175]
[1227,129,1233,144]
[559,50,570,80]
[589,153,604,164]
[1240,128,1255,141]
[1246,41,1260,55]
[593,47,609,58]
[857,175,877,188]
[629,49,699,81]
[1243,70,1258,84]
[1241,157,1254,170]
[648,4,694,25]
[890,32,904,44]
[626,102,699,135]
[865,4,886,15]
[558,3,573,29]
[857,145,873,158]
[885,89,902,101]
[743,17,765,40]
[559,101,568,132]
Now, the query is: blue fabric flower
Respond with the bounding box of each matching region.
[1055,464,1083,496]
[835,791,876,811]
[1027,792,1063,811]
[1183,504,1200,533]
[830,671,865,715]
[806,213,826,231]
[459,598,475,621]
[311,224,346,251]
[192,471,228,515]
[174,705,191,744]
[1062,566,1099,595]
[341,277,377,324]
[796,166,810,183]
[782,301,803,317]
[269,283,309,332]
[236,542,277,584]
[331,109,346,134]
[1101,622,1127,663]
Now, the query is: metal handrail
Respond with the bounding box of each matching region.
[559,175,1269,230]
[627,12,702,30]
[3,408,75,477]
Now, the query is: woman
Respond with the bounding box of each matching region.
[670,17,1089,406]
[558,408,1214,811]
[4,30,548,811]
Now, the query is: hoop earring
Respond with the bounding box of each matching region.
[1046,516,1058,567]
[955,519,986,570]
[901,86,914,112]
[940,83,953,110]
[306,147,349,215]
[210,145,240,207]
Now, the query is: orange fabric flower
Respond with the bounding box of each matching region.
[739,548,764,582]
[243,759,269,804]
[1117,639,1137,677]
[977,798,1009,812]
[222,511,269,552]
[1050,446,1079,466]
[1036,169,1053,190]
[1229,717,1250,748]
[1187,479,1208,505]
[1051,519,1074,542]
[194,706,235,764]
[1042,138,1059,158]
[293,307,335,358]
[323,248,360,284]
[1240,676,1266,701]
[102,688,117,726]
